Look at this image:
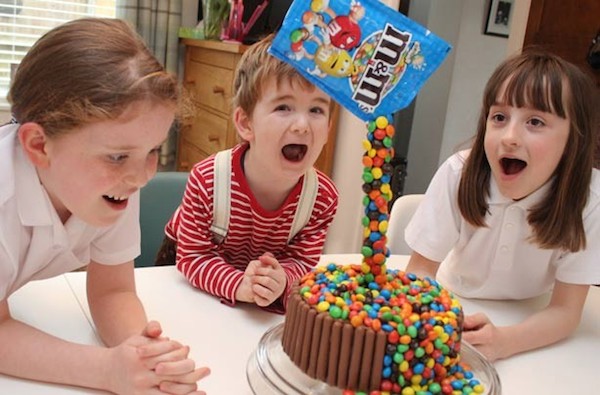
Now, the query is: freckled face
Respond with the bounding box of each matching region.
[484,97,570,200]
[38,102,175,226]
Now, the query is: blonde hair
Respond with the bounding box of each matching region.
[8,18,180,137]
[458,50,599,252]
[232,34,317,116]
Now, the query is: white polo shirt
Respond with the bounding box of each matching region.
[0,124,140,300]
[405,150,600,300]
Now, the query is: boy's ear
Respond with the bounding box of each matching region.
[233,107,254,142]
[17,122,51,168]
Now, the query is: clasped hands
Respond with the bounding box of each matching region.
[110,320,210,395]
[236,253,287,307]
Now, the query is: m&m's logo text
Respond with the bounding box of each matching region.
[352,24,411,113]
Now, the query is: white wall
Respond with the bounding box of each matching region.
[403,0,462,193]
[436,0,510,165]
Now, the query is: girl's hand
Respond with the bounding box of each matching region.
[138,321,191,371]
[251,253,287,307]
[108,322,210,394]
[141,320,165,340]
[107,331,177,394]
[141,321,211,394]
[461,312,507,362]
[157,366,210,395]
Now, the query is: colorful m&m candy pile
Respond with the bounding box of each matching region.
[295,261,485,395]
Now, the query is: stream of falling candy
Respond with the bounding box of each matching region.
[352,116,484,395]
[360,115,395,281]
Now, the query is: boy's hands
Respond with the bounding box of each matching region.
[108,320,210,395]
[236,253,287,307]
[251,253,287,307]
[235,272,256,303]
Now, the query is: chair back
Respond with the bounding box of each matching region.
[136,171,189,267]
[387,194,424,255]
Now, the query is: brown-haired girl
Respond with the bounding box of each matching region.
[403,51,599,361]
[0,18,209,393]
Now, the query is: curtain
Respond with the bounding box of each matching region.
[117,0,183,167]
[117,0,182,74]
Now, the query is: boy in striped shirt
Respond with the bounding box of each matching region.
[160,35,339,313]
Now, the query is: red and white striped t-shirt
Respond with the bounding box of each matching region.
[165,143,339,311]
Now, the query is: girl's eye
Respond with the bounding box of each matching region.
[149,147,162,156]
[529,118,545,127]
[108,154,128,163]
[490,113,505,122]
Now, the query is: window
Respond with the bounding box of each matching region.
[0,0,116,109]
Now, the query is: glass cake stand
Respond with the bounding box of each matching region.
[247,323,501,395]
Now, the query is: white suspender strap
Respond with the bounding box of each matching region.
[288,168,318,243]
[210,147,318,244]
[210,149,232,241]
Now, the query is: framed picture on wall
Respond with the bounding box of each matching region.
[484,0,513,38]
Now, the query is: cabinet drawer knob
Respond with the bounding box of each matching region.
[212,85,225,94]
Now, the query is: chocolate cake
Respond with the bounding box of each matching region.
[282,263,474,394]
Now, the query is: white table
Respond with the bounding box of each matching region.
[64,263,284,395]
[5,254,600,394]
[4,275,104,394]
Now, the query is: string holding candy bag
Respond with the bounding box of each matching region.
[269,0,452,120]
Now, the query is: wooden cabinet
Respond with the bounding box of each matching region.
[521,0,600,167]
[177,39,245,171]
[177,39,338,176]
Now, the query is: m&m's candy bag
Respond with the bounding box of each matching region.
[269,0,452,121]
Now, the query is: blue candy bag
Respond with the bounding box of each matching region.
[269,0,452,121]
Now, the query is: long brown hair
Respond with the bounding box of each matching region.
[8,18,179,137]
[458,51,599,252]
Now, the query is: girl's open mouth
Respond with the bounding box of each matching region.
[500,158,527,175]
[282,144,308,162]
[103,195,129,208]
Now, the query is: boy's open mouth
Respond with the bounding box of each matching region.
[282,144,308,162]
[500,158,527,175]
